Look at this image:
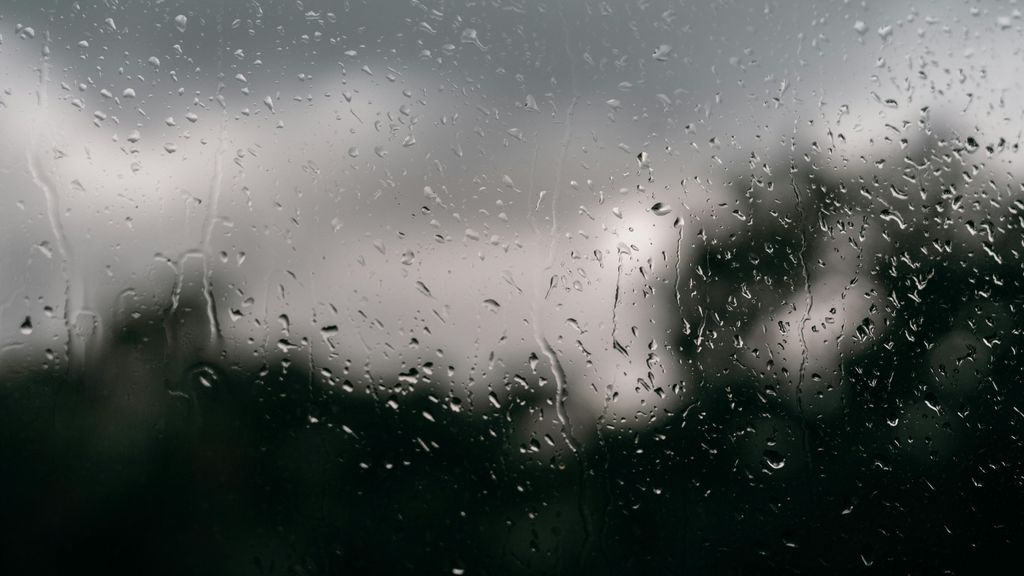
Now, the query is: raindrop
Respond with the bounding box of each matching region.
[651,202,671,216]
[652,44,673,61]
[460,28,487,50]
[764,450,786,470]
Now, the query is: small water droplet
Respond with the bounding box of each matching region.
[764,449,786,470]
[653,44,673,61]
[460,28,487,50]
[651,202,671,216]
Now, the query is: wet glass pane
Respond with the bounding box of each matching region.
[1,0,1022,572]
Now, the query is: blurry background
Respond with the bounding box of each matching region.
[1,0,1023,573]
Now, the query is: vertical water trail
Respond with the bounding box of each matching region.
[527,1,592,567]
[26,34,78,382]
[791,175,816,486]
[199,97,228,346]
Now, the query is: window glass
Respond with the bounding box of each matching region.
[1,0,1021,572]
